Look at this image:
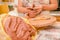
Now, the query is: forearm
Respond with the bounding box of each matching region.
[17,7,29,13]
[43,4,58,11]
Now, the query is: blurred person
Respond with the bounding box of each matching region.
[18,0,58,18]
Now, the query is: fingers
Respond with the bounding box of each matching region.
[23,31,30,40]
[3,16,17,40]
[3,16,11,31]
[3,15,35,40]
[10,16,17,32]
[27,36,31,40]
[25,12,36,18]
[34,5,42,10]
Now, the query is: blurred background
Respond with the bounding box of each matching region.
[0,0,60,21]
[0,0,60,10]
[0,0,60,11]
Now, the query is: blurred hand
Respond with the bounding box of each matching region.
[26,10,37,18]
[34,5,42,14]
[3,15,36,40]
[26,5,43,18]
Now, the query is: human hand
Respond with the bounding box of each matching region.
[26,7,33,10]
[25,5,43,18]
[3,15,36,40]
[26,10,38,18]
[34,5,42,14]
[26,4,34,10]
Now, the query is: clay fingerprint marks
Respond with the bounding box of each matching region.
[3,15,35,40]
